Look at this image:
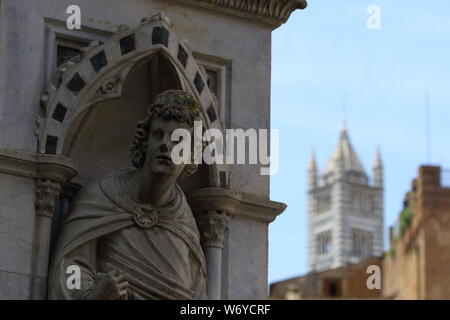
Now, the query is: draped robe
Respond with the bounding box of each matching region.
[48,169,207,300]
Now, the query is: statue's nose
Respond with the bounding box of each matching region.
[159,143,169,153]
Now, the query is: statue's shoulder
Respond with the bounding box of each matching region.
[72,169,126,205]
[64,170,131,224]
[98,168,137,213]
[72,178,102,203]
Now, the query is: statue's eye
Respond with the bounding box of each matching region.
[152,129,164,139]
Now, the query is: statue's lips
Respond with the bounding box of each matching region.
[155,155,172,164]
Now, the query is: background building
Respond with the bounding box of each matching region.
[271,165,450,300]
[383,166,450,300]
[307,126,384,272]
[270,256,383,300]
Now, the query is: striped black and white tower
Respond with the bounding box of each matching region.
[307,126,384,272]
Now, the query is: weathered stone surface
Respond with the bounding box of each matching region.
[0,174,35,275]
[0,271,31,300]
[226,217,269,299]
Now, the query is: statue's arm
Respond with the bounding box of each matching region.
[61,239,130,300]
[61,239,99,299]
[190,251,208,300]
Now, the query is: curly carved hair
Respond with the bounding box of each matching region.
[130,90,201,180]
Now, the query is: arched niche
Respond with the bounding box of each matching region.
[63,53,183,186]
[37,14,228,191]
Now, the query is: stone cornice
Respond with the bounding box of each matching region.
[174,0,308,27]
[0,147,78,183]
[186,187,287,223]
[237,191,287,222]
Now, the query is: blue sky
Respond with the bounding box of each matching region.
[269,0,450,283]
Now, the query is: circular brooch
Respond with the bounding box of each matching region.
[133,204,159,229]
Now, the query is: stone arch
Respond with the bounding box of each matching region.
[37,14,227,188]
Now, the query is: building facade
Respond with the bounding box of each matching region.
[307,126,384,272]
[383,166,450,300]
[0,0,307,299]
[270,256,383,300]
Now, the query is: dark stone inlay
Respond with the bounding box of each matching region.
[120,34,136,55]
[67,73,86,96]
[207,104,217,123]
[177,45,189,68]
[194,72,205,95]
[52,103,68,123]
[90,50,107,72]
[152,26,169,47]
[45,136,58,154]
[219,171,227,188]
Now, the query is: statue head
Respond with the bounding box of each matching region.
[130,90,201,180]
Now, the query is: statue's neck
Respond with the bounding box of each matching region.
[126,170,176,207]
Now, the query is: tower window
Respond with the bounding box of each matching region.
[317,191,331,214]
[351,188,373,212]
[351,228,373,258]
[317,230,332,256]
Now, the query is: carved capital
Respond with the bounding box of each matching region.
[197,210,230,249]
[35,179,61,218]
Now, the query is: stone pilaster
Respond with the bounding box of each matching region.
[372,150,384,257]
[307,188,317,271]
[187,188,239,300]
[31,178,61,299]
[187,187,286,299]
[196,210,230,299]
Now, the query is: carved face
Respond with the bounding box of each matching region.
[144,117,192,178]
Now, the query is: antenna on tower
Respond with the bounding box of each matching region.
[425,91,431,164]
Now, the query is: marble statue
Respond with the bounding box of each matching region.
[48,90,207,300]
